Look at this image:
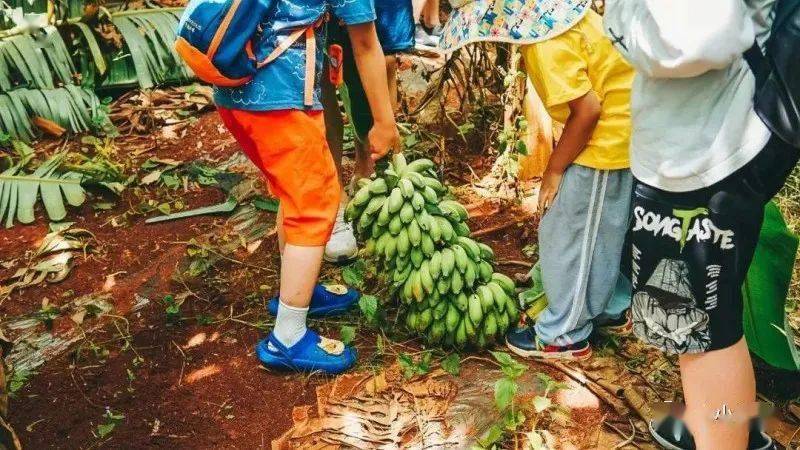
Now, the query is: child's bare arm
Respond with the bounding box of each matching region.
[538,91,601,211]
[347,22,400,160]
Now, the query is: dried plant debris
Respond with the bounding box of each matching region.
[109,86,214,136]
[0,224,93,302]
[273,366,469,449]
[2,293,114,374]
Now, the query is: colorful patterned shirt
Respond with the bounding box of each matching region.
[214,0,375,111]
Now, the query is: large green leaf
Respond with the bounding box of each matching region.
[109,9,190,89]
[743,201,800,371]
[0,153,87,228]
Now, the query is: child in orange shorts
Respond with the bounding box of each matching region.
[214,1,399,374]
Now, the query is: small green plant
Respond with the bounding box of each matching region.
[440,353,461,376]
[398,352,432,379]
[475,352,528,449]
[34,302,61,328]
[342,259,367,289]
[95,408,125,438]
[8,369,33,396]
[358,294,379,324]
[340,325,356,346]
[163,294,182,323]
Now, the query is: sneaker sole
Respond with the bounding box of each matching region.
[648,420,775,450]
[599,323,633,337]
[648,420,689,450]
[506,339,593,361]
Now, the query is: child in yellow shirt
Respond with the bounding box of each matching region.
[442,3,634,360]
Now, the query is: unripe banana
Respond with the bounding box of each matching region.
[410,247,424,268]
[468,294,483,325]
[384,235,397,261]
[454,292,469,312]
[376,201,392,226]
[396,227,410,256]
[407,220,422,247]
[453,245,469,273]
[478,242,495,261]
[389,215,403,235]
[454,221,471,237]
[411,191,425,211]
[393,153,408,176]
[352,184,372,206]
[368,178,388,195]
[488,282,508,313]
[457,237,482,262]
[491,272,516,295]
[450,270,463,294]
[484,313,498,338]
[399,178,415,199]
[388,188,404,213]
[419,260,434,294]
[429,251,442,279]
[455,319,467,347]
[400,203,415,224]
[437,216,455,242]
[420,234,435,257]
[407,158,435,173]
[441,248,455,276]
[477,284,494,311]
[445,303,460,333]
[464,262,477,287]
[478,261,494,283]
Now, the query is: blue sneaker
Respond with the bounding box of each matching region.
[506,326,592,361]
[256,330,357,375]
[267,283,360,317]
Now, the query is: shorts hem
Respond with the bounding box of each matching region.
[382,43,414,54]
[634,332,743,356]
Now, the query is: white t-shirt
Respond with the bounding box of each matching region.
[604,0,775,192]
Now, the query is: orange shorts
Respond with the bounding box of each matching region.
[217,107,340,246]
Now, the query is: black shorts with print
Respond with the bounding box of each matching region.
[627,136,799,354]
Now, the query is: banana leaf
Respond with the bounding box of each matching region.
[743,201,800,371]
[0,86,103,140]
[0,27,75,90]
[109,9,190,89]
[0,153,86,228]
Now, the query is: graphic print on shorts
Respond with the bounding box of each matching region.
[629,200,739,354]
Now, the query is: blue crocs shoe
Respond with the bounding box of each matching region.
[267,283,359,317]
[255,330,357,375]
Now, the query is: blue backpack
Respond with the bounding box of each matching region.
[175,0,322,104]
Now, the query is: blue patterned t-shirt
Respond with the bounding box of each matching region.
[214,0,375,111]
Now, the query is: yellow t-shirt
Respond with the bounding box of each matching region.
[521,11,633,170]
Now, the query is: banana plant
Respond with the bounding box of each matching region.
[0,152,87,228]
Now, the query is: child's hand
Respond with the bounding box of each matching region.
[538,168,564,213]
[368,121,400,161]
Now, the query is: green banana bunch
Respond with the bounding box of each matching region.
[345,153,520,350]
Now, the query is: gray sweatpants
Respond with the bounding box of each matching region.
[535,165,633,346]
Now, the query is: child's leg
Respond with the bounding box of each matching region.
[217,108,343,352]
[535,166,629,347]
[628,177,765,449]
[680,339,755,449]
[386,55,399,111]
[321,66,346,186]
[421,0,441,28]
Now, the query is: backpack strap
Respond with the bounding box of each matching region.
[744,41,769,90]
[255,15,326,106]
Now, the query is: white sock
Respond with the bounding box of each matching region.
[270,301,308,350]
